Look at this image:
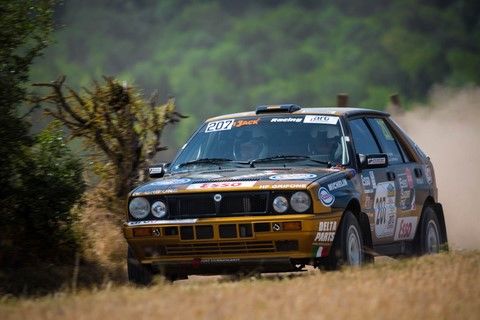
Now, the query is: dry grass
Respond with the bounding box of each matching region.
[1,251,479,320]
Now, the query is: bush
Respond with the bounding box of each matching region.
[0,121,85,267]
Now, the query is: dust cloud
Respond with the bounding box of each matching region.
[395,86,480,250]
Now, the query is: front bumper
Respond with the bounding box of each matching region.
[123,213,341,271]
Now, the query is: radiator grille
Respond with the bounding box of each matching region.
[167,192,268,218]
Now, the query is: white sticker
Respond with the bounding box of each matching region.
[270,117,303,123]
[188,174,223,179]
[205,119,235,132]
[361,174,371,187]
[367,157,386,165]
[314,232,335,242]
[374,182,397,238]
[394,217,418,241]
[269,173,317,181]
[149,167,164,175]
[425,165,433,184]
[369,171,377,189]
[304,115,339,125]
[318,187,335,207]
[328,179,347,191]
[186,181,257,189]
[258,183,308,189]
[229,171,277,180]
[126,219,198,226]
[315,246,324,258]
[150,178,191,186]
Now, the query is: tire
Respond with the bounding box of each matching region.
[325,211,368,269]
[415,206,446,255]
[127,246,153,286]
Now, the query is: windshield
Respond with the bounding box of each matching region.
[170,114,349,172]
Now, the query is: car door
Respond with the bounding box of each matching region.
[347,117,394,245]
[366,117,420,244]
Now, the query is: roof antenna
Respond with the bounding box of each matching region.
[337,93,348,107]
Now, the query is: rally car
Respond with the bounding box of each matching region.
[123,104,447,284]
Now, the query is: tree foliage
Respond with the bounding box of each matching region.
[30,0,480,148]
[33,76,186,198]
[0,1,85,267]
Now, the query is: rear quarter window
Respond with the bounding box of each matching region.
[367,118,405,165]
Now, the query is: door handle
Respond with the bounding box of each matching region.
[387,171,396,181]
[414,168,423,178]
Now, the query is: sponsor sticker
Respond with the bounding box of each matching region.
[318,221,337,231]
[149,167,164,175]
[367,157,386,165]
[398,173,416,211]
[394,217,418,240]
[229,171,277,180]
[416,178,425,185]
[127,219,198,226]
[150,178,191,186]
[374,181,397,238]
[314,221,337,243]
[364,195,373,210]
[425,165,433,184]
[258,183,308,189]
[132,189,177,196]
[201,258,241,264]
[328,179,347,191]
[205,119,235,132]
[186,181,257,189]
[270,117,303,123]
[361,174,371,187]
[405,168,414,189]
[314,246,324,258]
[188,173,223,179]
[233,118,260,128]
[314,232,335,242]
[269,173,317,181]
[318,187,335,207]
[369,171,377,188]
[303,115,339,125]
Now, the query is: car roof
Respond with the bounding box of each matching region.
[206,107,390,121]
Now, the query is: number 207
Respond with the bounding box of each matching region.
[205,119,234,132]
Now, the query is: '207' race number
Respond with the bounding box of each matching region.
[205,119,235,132]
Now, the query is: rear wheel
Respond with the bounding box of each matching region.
[127,246,153,286]
[416,206,446,255]
[325,211,368,269]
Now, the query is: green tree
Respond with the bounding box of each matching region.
[0,1,85,267]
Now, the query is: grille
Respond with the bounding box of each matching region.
[164,241,276,256]
[167,192,268,218]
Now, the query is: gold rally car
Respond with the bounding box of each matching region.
[124,104,448,284]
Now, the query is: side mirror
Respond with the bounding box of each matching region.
[357,153,388,169]
[148,163,169,179]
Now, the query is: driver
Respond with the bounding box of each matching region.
[233,130,267,161]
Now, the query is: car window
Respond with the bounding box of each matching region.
[367,118,404,164]
[348,118,381,155]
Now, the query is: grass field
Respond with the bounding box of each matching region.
[1,251,479,320]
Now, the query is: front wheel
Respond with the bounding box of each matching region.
[127,246,153,286]
[324,211,368,269]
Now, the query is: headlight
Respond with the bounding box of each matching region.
[273,196,288,213]
[129,197,150,219]
[151,201,167,218]
[290,191,311,213]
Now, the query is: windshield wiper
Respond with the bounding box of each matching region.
[249,155,332,167]
[177,158,250,168]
